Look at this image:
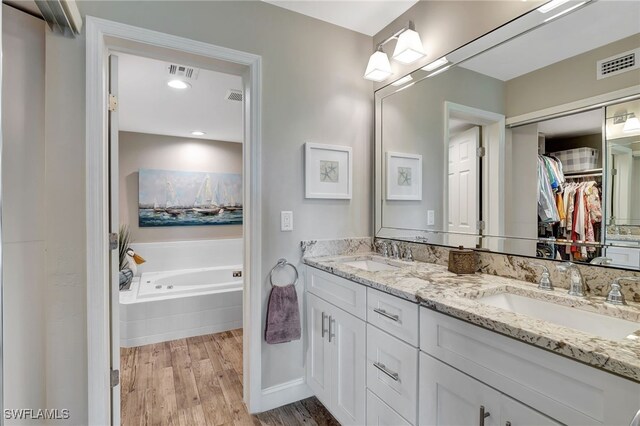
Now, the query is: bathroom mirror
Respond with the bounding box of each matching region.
[375,0,640,269]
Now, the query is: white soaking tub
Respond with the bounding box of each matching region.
[120,265,243,347]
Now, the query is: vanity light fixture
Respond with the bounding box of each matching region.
[422,56,448,72]
[364,46,393,82]
[543,1,587,22]
[623,114,640,133]
[391,75,413,86]
[392,22,426,64]
[191,131,206,136]
[167,79,191,89]
[538,0,571,13]
[364,21,426,81]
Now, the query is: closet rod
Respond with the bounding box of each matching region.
[565,173,602,179]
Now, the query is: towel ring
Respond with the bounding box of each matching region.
[269,258,299,288]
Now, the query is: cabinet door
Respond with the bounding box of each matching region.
[500,395,562,426]
[419,353,501,426]
[330,305,366,426]
[306,293,332,407]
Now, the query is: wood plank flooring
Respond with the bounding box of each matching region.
[121,329,339,426]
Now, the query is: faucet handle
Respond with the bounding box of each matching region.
[556,261,576,272]
[606,277,640,305]
[378,241,389,257]
[404,247,413,262]
[529,262,553,291]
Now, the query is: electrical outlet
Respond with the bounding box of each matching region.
[427,210,435,226]
[281,211,293,231]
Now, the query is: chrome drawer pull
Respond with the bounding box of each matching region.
[373,308,399,322]
[373,362,399,381]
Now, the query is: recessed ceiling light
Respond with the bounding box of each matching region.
[167,79,191,89]
[191,131,206,136]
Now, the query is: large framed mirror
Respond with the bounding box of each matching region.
[375,0,640,270]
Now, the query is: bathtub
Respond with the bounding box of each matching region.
[120,265,243,347]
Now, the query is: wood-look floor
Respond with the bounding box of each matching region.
[120,329,339,426]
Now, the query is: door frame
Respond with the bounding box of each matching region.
[85,16,263,425]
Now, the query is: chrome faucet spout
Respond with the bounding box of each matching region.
[557,262,586,297]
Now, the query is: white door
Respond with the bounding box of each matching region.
[306,293,332,407]
[419,353,500,426]
[108,54,121,425]
[448,127,480,247]
[500,395,562,426]
[330,306,366,426]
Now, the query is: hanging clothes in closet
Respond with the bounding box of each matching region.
[537,155,603,261]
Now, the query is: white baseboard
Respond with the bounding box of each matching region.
[258,377,314,413]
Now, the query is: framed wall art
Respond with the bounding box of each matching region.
[386,151,422,200]
[305,143,352,199]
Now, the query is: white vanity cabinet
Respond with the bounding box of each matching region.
[306,292,366,426]
[419,307,640,426]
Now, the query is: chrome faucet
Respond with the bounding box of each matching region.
[590,256,612,266]
[403,247,413,262]
[391,242,400,259]
[379,241,390,258]
[529,262,553,291]
[606,277,640,305]
[556,262,586,297]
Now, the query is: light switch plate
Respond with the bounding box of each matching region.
[427,210,435,225]
[281,211,293,231]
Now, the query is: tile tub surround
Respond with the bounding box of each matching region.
[375,239,640,302]
[303,253,640,382]
[300,237,373,258]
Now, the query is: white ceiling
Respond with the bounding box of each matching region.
[460,1,640,81]
[537,109,602,138]
[118,53,243,143]
[262,0,418,36]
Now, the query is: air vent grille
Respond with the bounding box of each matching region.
[167,64,199,80]
[226,89,243,102]
[597,48,639,80]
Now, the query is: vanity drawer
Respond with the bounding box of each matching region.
[367,287,419,346]
[419,307,640,426]
[306,266,366,320]
[367,390,412,426]
[367,324,418,424]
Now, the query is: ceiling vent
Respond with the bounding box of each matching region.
[167,64,199,80]
[597,48,639,80]
[226,89,243,102]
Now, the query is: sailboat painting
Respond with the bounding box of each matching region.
[138,168,242,227]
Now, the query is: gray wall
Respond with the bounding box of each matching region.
[2,5,47,422]
[381,66,505,231]
[44,1,373,421]
[506,34,640,117]
[119,131,243,243]
[372,1,540,90]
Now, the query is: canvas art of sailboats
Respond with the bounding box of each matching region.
[138,168,242,227]
[193,175,224,216]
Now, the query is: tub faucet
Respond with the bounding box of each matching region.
[605,277,640,305]
[556,262,586,297]
[391,242,400,259]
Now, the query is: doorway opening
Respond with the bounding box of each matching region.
[113,51,246,424]
[86,18,263,425]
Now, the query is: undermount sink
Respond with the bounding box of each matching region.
[340,258,400,272]
[478,292,640,341]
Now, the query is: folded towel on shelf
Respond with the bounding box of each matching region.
[265,284,301,344]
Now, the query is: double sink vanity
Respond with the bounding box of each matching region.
[303,244,640,426]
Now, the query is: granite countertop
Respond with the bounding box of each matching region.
[607,234,640,243]
[304,253,640,383]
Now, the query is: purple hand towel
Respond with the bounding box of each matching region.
[265,284,301,344]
